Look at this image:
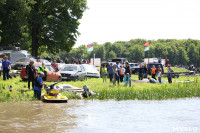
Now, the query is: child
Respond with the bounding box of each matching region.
[124,73,131,87]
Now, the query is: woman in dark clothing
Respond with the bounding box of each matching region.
[143,64,148,78]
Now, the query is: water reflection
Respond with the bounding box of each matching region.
[0,99,199,133]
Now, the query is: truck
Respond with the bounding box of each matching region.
[108,58,128,66]
[144,58,165,66]
[0,47,31,66]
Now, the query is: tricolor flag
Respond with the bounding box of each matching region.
[87,43,94,51]
[87,47,93,52]
[144,46,149,51]
[143,41,149,47]
[87,43,94,47]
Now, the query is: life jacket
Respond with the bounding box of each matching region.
[151,68,156,74]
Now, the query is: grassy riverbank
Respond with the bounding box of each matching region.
[0,69,199,102]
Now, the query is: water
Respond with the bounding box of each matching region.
[0,99,199,133]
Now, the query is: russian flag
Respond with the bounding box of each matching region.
[87,43,94,47]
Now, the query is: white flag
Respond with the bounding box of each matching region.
[144,46,149,51]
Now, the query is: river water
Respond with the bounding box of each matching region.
[0,99,199,133]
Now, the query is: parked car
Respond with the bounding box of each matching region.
[57,63,66,71]
[147,63,164,74]
[82,64,100,78]
[20,64,61,82]
[59,64,87,81]
[129,63,140,74]
[13,57,37,70]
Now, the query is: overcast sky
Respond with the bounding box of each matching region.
[74,0,200,47]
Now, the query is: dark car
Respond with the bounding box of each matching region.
[129,63,140,74]
[58,64,87,81]
[147,63,164,74]
[13,57,37,70]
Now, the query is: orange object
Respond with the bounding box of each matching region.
[151,68,156,74]
[143,41,149,47]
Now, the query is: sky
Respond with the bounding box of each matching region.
[74,0,200,47]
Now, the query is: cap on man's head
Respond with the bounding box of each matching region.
[167,65,170,68]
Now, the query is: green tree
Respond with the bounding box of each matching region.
[95,45,106,61]
[187,43,199,66]
[28,0,87,57]
[108,50,116,59]
[0,0,29,46]
[177,47,189,66]
[128,45,144,62]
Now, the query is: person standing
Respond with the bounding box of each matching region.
[64,57,68,64]
[56,57,61,63]
[26,60,36,90]
[2,56,11,80]
[87,59,89,64]
[34,72,46,100]
[119,65,125,82]
[167,65,173,83]
[138,64,143,80]
[108,63,113,82]
[151,65,157,80]
[102,65,107,82]
[143,64,148,78]
[124,62,132,87]
[158,57,161,63]
[113,65,119,85]
[165,57,169,67]
[38,62,49,81]
[157,65,162,83]
[51,60,57,71]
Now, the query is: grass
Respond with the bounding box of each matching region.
[0,67,199,102]
[163,67,190,72]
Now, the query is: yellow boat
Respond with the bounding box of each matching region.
[41,83,68,103]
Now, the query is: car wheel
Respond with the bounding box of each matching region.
[57,77,62,82]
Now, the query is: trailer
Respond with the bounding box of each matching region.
[0,49,31,66]
[162,71,196,78]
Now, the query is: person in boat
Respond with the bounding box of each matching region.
[34,72,46,100]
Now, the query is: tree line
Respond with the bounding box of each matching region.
[58,39,200,67]
[0,0,87,57]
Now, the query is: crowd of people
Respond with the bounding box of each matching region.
[103,61,132,87]
[44,56,90,65]
[102,61,174,86]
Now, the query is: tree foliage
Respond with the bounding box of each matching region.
[0,0,87,57]
[59,39,200,67]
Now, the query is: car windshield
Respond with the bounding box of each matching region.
[61,65,77,71]
[130,64,139,67]
[45,65,55,72]
[83,65,97,71]
[41,59,51,64]
[111,59,121,62]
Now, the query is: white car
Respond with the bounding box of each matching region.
[82,64,100,78]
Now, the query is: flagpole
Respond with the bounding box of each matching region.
[93,53,95,65]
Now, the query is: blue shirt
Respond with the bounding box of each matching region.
[2,60,11,68]
[34,77,43,91]
[108,66,113,74]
